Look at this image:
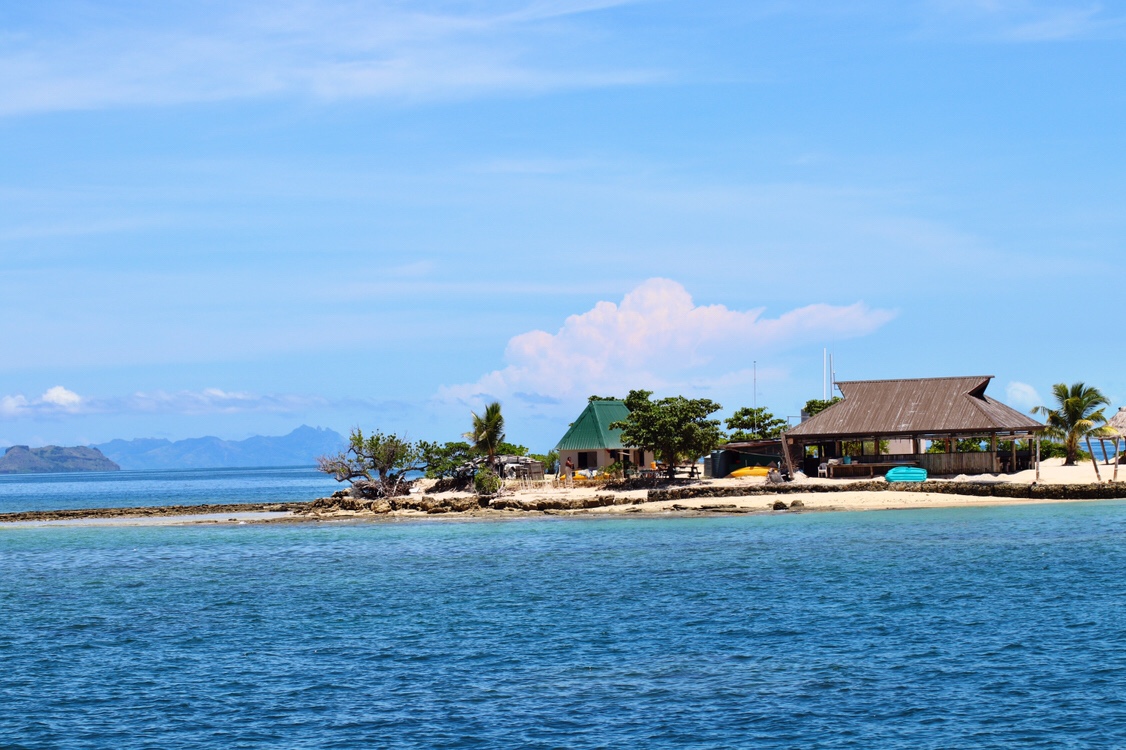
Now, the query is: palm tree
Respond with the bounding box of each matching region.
[464,401,505,463]
[1032,382,1110,466]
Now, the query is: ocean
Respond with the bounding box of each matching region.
[0,466,340,514]
[4,471,1126,747]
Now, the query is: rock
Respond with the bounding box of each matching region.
[789,499,804,508]
[772,500,789,510]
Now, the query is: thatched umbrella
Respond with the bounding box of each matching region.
[1105,408,1126,482]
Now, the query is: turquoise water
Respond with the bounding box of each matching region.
[0,467,340,513]
[5,498,1126,747]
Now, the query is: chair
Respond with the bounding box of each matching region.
[817,463,829,478]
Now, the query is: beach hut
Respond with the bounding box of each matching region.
[782,376,1045,479]
[555,400,654,474]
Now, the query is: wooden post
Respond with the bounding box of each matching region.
[1035,436,1041,482]
[781,433,797,478]
[1011,439,1017,474]
[1086,436,1102,483]
[990,434,998,473]
[1114,437,1120,482]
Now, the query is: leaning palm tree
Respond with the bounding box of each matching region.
[464,401,505,462]
[1032,382,1110,466]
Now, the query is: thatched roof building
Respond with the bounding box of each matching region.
[784,376,1044,477]
[787,376,1043,440]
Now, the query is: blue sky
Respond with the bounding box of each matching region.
[1,0,1123,452]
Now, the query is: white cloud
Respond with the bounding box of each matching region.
[437,278,895,406]
[1005,381,1042,410]
[0,386,82,416]
[0,0,657,117]
[40,386,83,409]
[0,386,329,417]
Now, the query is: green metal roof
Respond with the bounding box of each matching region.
[554,400,632,451]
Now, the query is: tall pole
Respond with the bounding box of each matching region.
[823,348,827,401]
[753,360,758,435]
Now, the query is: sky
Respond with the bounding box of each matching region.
[1,0,1124,452]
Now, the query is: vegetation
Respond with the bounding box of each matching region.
[610,389,725,479]
[464,401,506,462]
[530,449,558,472]
[317,428,425,497]
[473,467,501,496]
[418,440,475,479]
[1032,382,1111,466]
[725,406,787,442]
[803,397,841,417]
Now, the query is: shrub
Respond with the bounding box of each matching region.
[474,467,501,496]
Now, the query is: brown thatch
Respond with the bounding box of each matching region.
[1104,407,1126,438]
[786,376,1043,441]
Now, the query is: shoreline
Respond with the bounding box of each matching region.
[4,482,1125,528]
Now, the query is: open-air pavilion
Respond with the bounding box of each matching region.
[782,376,1045,479]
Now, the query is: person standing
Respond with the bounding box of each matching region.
[563,457,575,487]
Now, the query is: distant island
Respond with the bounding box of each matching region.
[94,425,346,471]
[0,445,120,474]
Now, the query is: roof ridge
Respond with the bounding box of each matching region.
[838,375,993,385]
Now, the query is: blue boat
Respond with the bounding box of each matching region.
[885,466,927,483]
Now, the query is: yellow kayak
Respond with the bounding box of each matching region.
[728,466,769,478]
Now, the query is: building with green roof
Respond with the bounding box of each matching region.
[554,399,654,472]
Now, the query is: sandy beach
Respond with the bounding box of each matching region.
[5,456,1119,527]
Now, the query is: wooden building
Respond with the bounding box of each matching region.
[783,376,1045,478]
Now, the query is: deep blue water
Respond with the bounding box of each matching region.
[0,467,340,513]
[5,500,1126,748]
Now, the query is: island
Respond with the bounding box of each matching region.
[0,445,120,474]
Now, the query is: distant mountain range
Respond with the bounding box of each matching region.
[0,445,120,474]
[94,425,347,471]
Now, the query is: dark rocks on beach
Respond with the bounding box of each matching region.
[789,499,804,509]
[772,500,789,510]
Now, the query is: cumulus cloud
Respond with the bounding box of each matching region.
[1005,381,1042,411]
[0,386,83,417]
[437,278,895,406]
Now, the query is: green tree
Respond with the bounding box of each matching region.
[464,401,506,462]
[317,428,424,497]
[495,442,528,456]
[725,406,787,442]
[588,395,619,402]
[1032,382,1111,466]
[803,397,841,417]
[610,390,725,479]
[418,440,475,479]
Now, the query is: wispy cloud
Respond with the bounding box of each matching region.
[436,278,896,408]
[0,0,659,117]
[0,386,332,417]
[1005,381,1042,411]
[926,0,1125,41]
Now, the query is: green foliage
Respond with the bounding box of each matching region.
[418,440,474,479]
[725,406,787,442]
[588,395,619,402]
[610,389,725,479]
[925,438,985,454]
[495,442,528,456]
[464,401,506,461]
[803,397,842,417]
[842,439,890,455]
[316,428,423,495]
[530,450,558,472]
[474,467,501,496]
[602,460,624,479]
[1032,382,1110,465]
